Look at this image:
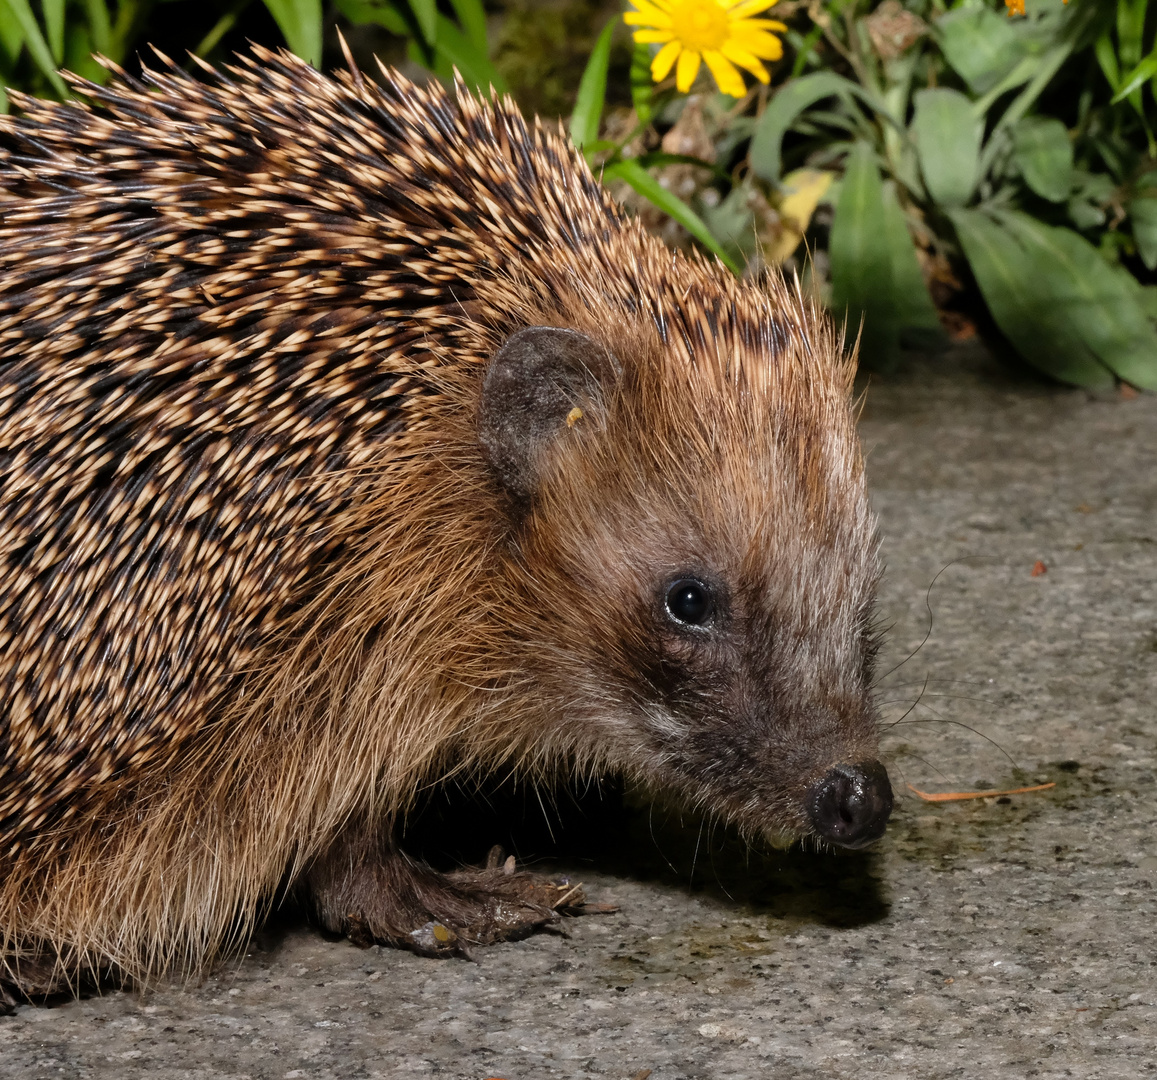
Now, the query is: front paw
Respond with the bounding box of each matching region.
[307,841,592,957]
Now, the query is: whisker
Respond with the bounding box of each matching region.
[884,707,1018,770]
[873,556,998,686]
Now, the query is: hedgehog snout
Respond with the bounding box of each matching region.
[805,760,893,849]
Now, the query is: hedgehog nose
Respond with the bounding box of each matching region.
[806,761,893,849]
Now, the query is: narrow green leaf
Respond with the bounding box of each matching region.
[829,142,901,364]
[407,0,436,45]
[949,208,1113,388]
[433,13,505,93]
[0,6,25,64]
[0,0,67,97]
[992,209,1157,389]
[1094,29,1120,90]
[971,54,1039,118]
[64,22,106,83]
[449,0,487,54]
[262,0,323,65]
[750,71,880,183]
[1000,53,1070,134]
[334,0,408,36]
[935,6,1026,94]
[789,23,823,80]
[912,88,981,208]
[43,0,64,63]
[81,0,111,54]
[1111,50,1157,104]
[1012,116,1073,203]
[570,16,616,151]
[1117,0,1146,70]
[603,159,740,274]
[1130,195,1157,270]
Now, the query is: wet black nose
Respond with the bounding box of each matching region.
[806,761,893,849]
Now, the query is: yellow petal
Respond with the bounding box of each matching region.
[735,18,788,32]
[651,39,683,82]
[633,29,675,44]
[702,51,748,97]
[676,48,702,93]
[730,29,784,60]
[624,1,673,28]
[719,43,770,83]
[725,0,779,16]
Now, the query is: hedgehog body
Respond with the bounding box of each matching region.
[0,49,890,1001]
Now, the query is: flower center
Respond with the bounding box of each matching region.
[669,0,731,53]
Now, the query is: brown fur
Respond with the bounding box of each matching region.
[0,48,880,996]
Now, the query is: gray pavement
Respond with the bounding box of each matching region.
[2,345,1155,1078]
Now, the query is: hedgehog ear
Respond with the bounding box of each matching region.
[478,326,617,501]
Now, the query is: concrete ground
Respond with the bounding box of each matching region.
[2,346,1155,1078]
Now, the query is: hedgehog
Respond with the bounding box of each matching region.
[0,45,891,1007]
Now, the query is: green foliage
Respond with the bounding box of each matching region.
[911,88,981,207]
[0,0,504,111]
[2,0,1155,390]
[333,0,503,92]
[570,15,616,150]
[830,142,939,361]
[741,0,1157,386]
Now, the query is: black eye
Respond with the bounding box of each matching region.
[665,578,714,626]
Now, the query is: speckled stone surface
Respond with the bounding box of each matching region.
[3,347,1155,1079]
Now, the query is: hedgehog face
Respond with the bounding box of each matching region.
[479,325,891,850]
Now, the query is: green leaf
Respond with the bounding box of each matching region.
[789,23,823,80]
[81,0,111,54]
[602,158,740,275]
[700,184,757,266]
[993,208,1157,389]
[949,208,1113,388]
[912,88,981,208]
[935,6,1027,94]
[829,142,901,364]
[1117,0,1146,70]
[0,5,25,65]
[1129,196,1157,271]
[987,3,1104,140]
[42,0,64,63]
[0,0,67,97]
[1012,116,1073,203]
[1094,29,1121,90]
[750,71,881,184]
[1137,285,1157,323]
[64,22,106,83]
[334,0,408,35]
[262,0,323,66]
[449,0,487,54]
[1111,50,1157,104]
[432,13,505,93]
[881,180,942,349]
[570,16,616,151]
[629,41,653,126]
[407,0,436,45]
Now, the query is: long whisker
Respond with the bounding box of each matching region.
[884,707,1018,770]
[873,556,997,686]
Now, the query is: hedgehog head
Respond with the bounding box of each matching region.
[475,276,890,850]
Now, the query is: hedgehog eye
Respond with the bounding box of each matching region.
[665,578,714,627]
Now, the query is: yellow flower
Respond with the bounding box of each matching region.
[624,0,787,98]
[1005,0,1025,14]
